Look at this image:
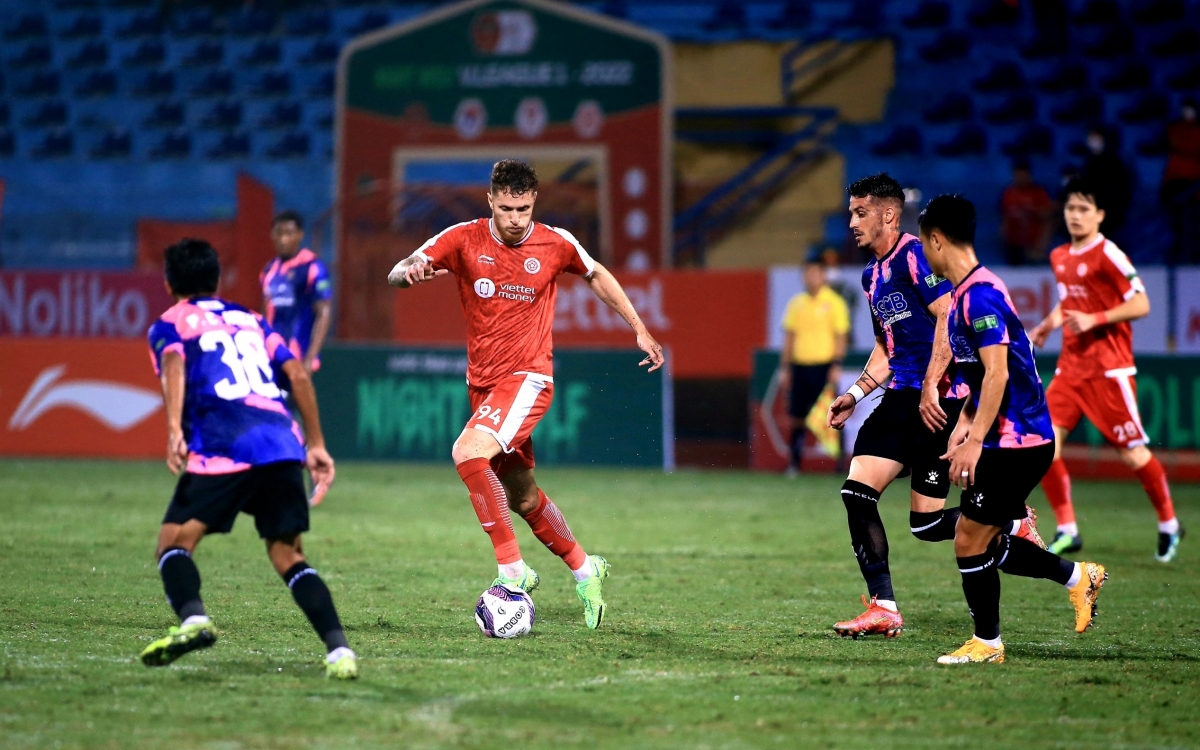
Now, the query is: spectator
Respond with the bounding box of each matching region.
[1000,159,1057,264]
[778,252,850,476]
[1080,125,1133,238]
[1161,98,1200,263]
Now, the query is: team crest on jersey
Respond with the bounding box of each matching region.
[524,257,541,274]
[478,254,495,265]
[882,263,891,282]
[973,314,1000,332]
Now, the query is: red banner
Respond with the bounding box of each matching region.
[393,270,767,378]
[0,339,165,458]
[0,271,174,338]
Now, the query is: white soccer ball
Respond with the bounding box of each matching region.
[475,584,535,639]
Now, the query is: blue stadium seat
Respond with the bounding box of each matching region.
[703,1,747,32]
[1074,0,1124,26]
[287,10,332,37]
[115,10,161,38]
[22,100,69,128]
[305,71,333,99]
[8,41,54,69]
[919,30,970,63]
[15,71,61,98]
[32,128,73,158]
[1100,60,1151,92]
[1132,0,1186,25]
[934,123,988,156]
[122,39,164,67]
[229,8,277,37]
[1049,91,1104,124]
[142,100,184,129]
[4,13,49,40]
[1118,92,1171,124]
[871,124,923,156]
[66,40,108,69]
[182,40,224,68]
[0,128,14,157]
[191,69,233,97]
[74,69,117,97]
[90,126,131,158]
[923,92,974,123]
[258,101,301,130]
[902,0,951,29]
[973,61,1025,93]
[1036,61,1089,93]
[767,0,813,30]
[131,69,174,97]
[265,131,310,159]
[251,70,291,98]
[982,92,1038,124]
[967,0,1020,28]
[1150,28,1200,59]
[300,39,339,66]
[199,100,242,129]
[347,9,389,36]
[149,128,190,159]
[0,102,8,127]
[242,40,282,67]
[58,12,103,39]
[1000,123,1055,157]
[206,131,251,159]
[171,9,216,38]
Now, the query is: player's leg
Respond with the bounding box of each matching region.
[1043,377,1084,553]
[908,397,964,544]
[1117,444,1184,561]
[787,364,828,474]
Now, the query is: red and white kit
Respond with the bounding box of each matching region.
[1046,234,1147,448]
[416,218,596,471]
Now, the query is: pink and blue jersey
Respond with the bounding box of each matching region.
[148,297,306,474]
[948,266,1054,450]
[862,233,958,392]
[260,249,332,366]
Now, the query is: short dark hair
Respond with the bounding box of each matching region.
[164,238,220,297]
[272,209,304,230]
[1061,177,1104,210]
[918,194,977,246]
[847,172,905,203]
[490,159,538,196]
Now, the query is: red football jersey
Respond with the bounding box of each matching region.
[415,218,596,389]
[1049,233,1144,378]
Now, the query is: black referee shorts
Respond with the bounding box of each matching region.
[164,461,310,540]
[852,387,965,499]
[959,442,1055,527]
[788,363,831,420]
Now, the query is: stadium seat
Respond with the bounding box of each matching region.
[703,1,747,32]
[142,100,184,129]
[59,13,103,39]
[902,1,951,29]
[920,31,971,63]
[115,10,161,38]
[287,11,333,37]
[32,128,74,158]
[1074,0,1123,26]
[1132,0,1186,24]
[967,0,1019,28]
[199,100,242,129]
[8,41,53,69]
[348,9,389,35]
[122,39,165,67]
[1118,92,1171,124]
[767,1,813,30]
[67,40,108,69]
[299,39,339,66]
[1036,61,1089,93]
[149,127,191,158]
[305,71,334,98]
[74,69,117,97]
[973,61,1026,93]
[923,92,974,123]
[182,40,224,68]
[132,70,174,97]
[23,100,70,128]
[982,93,1037,124]
[265,131,310,159]
[242,40,282,67]
[934,123,988,156]
[871,124,923,156]
[4,13,49,40]
[90,126,131,158]
[191,70,233,97]
[251,71,291,98]
[1001,123,1055,157]
[258,101,301,129]
[599,1,629,20]
[1099,61,1151,92]
[1083,28,1136,59]
[0,72,5,96]
[15,71,61,98]
[229,8,277,37]
[171,10,217,38]
[0,129,14,157]
[1049,91,1104,124]
[1150,28,1200,59]
[1168,62,1200,90]
[0,102,8,127]
[206,131,251,159]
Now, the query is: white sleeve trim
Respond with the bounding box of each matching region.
[1103,240,1140,279]
[547,225,596,275]
[415,220,474,259]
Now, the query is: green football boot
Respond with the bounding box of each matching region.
[575,555,611,630]
[492,564,540,594]
[1048,530,1083,556]
[140,619,217,667]
[325,648,359,680]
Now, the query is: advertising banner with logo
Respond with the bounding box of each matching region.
[0,339,165,458]
[767,266,1169,354]
[0,271,173,338]
[391,269,766,378]
[314,344,670,468]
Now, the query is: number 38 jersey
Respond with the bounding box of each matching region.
[147,297,305,474]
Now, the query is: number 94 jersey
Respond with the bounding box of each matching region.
[147,297,306,473]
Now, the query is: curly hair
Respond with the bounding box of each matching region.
[490,159,538,196]
[847,172,905,203]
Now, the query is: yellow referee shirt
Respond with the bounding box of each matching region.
[781,286,850,365]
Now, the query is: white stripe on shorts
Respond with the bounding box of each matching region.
[492,373,551,453]
[1112,373,1149,447]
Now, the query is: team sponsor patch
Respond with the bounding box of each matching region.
[973,314,1000,332]
[924,273,945,287]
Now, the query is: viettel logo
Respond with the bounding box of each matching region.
[8,365,161,432]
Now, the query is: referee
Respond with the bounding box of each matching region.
[779,253,850,475]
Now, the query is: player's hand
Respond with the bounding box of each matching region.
[636,330,665,372]
[1029,320,1052,348]
[1063,309,1099,335]
[919,383,947,432]
[943,436,982,489]
[828,393,856,430]
[166,430,187,475]
[306,445,335,506]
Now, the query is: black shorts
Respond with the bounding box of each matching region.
[164,461,309,540]
[959,443,1055,527]
[852,387,965,499]
[788,363,830,420]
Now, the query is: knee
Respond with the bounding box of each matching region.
[452,430,495,465]
[1119,445,1151,469]
[509,485,540,517]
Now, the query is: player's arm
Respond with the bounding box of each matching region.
[1062,291,1150,335]
[281,358,335,497]
[159,351,187,475]
[779,330,795,392]
[919,293,953,432]
[1029,303,1062,348]
[387,253,447,288]
[302,299,332,373]
[829,332,847,386]
[944,344,1008,489]
[584,261,665,372]
[828,336,892,430]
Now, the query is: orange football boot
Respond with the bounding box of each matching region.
[833,595,904,639]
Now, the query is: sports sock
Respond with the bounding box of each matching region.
[1042,458,1075,526]
[158,547,206,621]
[1160,518,1181,535]
[910,508,960,542]
[974,634,1002,649]
[571,562,594,582]
[789,425,804,469]
[283,562,349,653]
[1058,522,1079,535]
[841,480,894,602]
[875,599,898,613]
[994,534,1074,585]
[1134,456,1177,524]
[1064,562,1082,589]
[498,561,526,580]
[519,489,588,571]
[957,551,1001,641]
[457,458,521,565]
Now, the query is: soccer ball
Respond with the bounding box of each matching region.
[475,584,535,638]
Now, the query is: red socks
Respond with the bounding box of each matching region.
[1135,456,1177,523]
[1042,458,1075,526]
[457,458,521,564]
[520,489,588,571]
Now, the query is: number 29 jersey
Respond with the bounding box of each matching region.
[147,297,306,474]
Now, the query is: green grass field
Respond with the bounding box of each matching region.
[1,459,1198,749]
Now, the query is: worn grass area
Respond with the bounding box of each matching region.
[1,459,1197,749]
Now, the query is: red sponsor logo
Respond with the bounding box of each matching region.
[0,271,173,337]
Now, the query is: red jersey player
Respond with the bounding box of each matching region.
[1030,178,1184,562]
[387,160,664,629]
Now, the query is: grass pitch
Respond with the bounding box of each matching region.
[1,459,1198,749]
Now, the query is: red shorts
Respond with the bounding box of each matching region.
[1046,367,1148,449]
[467,372,554,477]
